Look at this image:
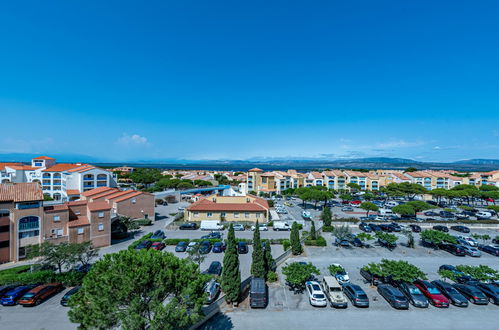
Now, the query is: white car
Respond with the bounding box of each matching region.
[233,224,245,231]
[305,281,328,307]
[461,245,481,257]
[331,263,350,284]
[251,224,268,231]
[458,236,478,247]
[186,242,198,252]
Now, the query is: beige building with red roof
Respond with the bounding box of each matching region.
[185,194,269,222]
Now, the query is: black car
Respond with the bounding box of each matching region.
[151,230,166,239]
[479,245,499,256]
[438,265,473,284]
[474,283,499,305]
[199,241,212,254]
[433,225,449,233]
[335,238,351,248]
[377,284,409,309]
[135,240,152,250]
[237,242,249,254]
[359,222,372,232]
[409,224,421,233]
[378,238,396,250]
[438,243,466,256]
[73,264,92,273]
[342,283,369,307]
[201,232,222,240]
[204,261,222,276]
[424,210,439,216]
[450,225,470,233]
[397,282,429,308]
[379,224,394,232]
[389,223,401,232]
[368,223,382,232]
[179,222,198,230]
[175,241,188,252]
[453,284,489,305]
[60,286,81,306]
[432,280,468,307]
[360,268,382,286]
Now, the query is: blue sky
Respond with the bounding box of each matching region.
[1,0,498,162]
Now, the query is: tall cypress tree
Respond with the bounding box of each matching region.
[290,222,303,255]
[321,207,332,227]
[263,240,274,276]
[221,224,241,304]
[310,221,317,240]
[251,221,265,278]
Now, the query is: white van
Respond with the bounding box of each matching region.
[273,221,291,231]
[385,201,399,208]
[379,208,394,216]
[200,220,224,231]
[476,211,492,219]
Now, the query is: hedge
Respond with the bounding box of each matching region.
[321,225,334,232]
[128,233,153,250]
[0,270,85,286]
[332,217,360,223]
[0,265,32,275]
[304,236,327,247]
[282,239,291,251]
[134,219,153,226]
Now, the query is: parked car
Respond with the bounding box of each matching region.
[474,283,499,305]
[0,285,37,306]
[251,224,268,231]
[461,245,481,257]
[175,241,188,252]
[334,238,351,248]
[204,261,222,276]
[438,243,466,256]
[199,241,212,254]
[232,224,245,231]
[397,282,429,308]
[321,276,348,308]
[212,242,226,253]
[413,280,449,308]
[204,279,221,304]
[424,211,439,216]
[0,285,18,299]
[479,245,499,256]
[273,222,290,231]
[341,207,353,212]
[431,280,468,307]
[60,286,81,307]
[150,242,166,251]
[360,268,382,286]
[201,232,222,240]
[151,230,166,239]
[377,284,409,309]
[349,236,364,247]
[73,263,92,273]
[438,265,473,284]
[453,284,489,305]
[237,241,248,254]
[409,224,421,233]
[368,223,382,232]
[389,223,401,232]
[450,225,470,233]
[330,263,349,284]
[135,240,152,250]
[378,224,394,232]
[358,222,372,232]
[342,283,369,307]
[305,281,328,307]
[250,277,267,308]
[458,236,478,247]
[179,222,198,230]
[18,283,64,306]
[433,225,449,233]
[186,242,198,252]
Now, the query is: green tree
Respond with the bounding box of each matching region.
[310,221,317,240]
[360,201,379,217]
[455,265,499,282]
[71,241,99,266]
[420,229,457,245]
[68,250,208,330]
[263,241,274,277]
[28,242,77,274]
[221,224,241,304]
[391,204,416,217]
[377,259,427,282]
[119,216,140,232]
[339,193,353,201]
[290,222,303,255]
[251,221,266,278]
[356,232,374,242]
[282,262,320,290]
[187,244,206,269]
[328,264,345,276]
[404,167,418,172]
[332,224,351,240]
[347,182,362,192]
[375,232,398,246]
[401,229,415,248]
[321,207,332,227]
[438,269,458,282]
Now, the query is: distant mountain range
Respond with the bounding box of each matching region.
[1,153,498,171]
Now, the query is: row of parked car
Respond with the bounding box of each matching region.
[175,240,250,254]
[0,283,79,307]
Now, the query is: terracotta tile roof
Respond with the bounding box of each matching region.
[248,168,263,172]
[102,190,136,201]
[112,191,143,203]
[44,204,69,213]
[0,183,43,202]
[32,156,55,160]
[66,189,81,195]
[66,164,95,173]
[87,201,111,212]
[43,164,81,172]
[323,170,345,177]
[188,196,269,212]
[309,172,323,179]
[0,162,22,171]
[67,200,87,206]
[261,173,275,177]
[68,215,90,227]
[7,165,37,171]
[81,187,115,197]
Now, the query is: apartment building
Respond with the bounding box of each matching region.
[0,182,112,263]
[0,156,117,202]
[184,194,269,222]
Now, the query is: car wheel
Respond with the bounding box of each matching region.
[35,299,40,306]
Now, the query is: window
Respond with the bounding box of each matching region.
[221,212,226,217]
[19,216,39,231]
[245,212,249,218]
[234,212,239,218]
[75,211,81,215]
[207,212,213,217]
[131,198,136,204]
[0,240,9,248]
[193,212,199,217]
[53,215,60,221]
[57,229,63,236]
[0,225,9,233]
[98,223,104,231]
[77,228,84,235]
[98,212,104,218]
[0,210,9,217]
[256,213,261,218]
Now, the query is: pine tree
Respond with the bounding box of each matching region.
[251,221,266,278]
[310,221,317,240]
[221,224,241,304]
[290,222,303,255]
[263,240,274,276]
[321,207,332,227]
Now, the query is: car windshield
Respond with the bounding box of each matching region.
[313,294,325,299]
[22,293,35,298]
[311,284,321,291]
[427,287,441,294]
[409,287,422,294]
[357,294,368,299]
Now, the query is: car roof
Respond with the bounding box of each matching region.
[323,276,341,287]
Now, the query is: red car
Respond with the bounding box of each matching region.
[350,200,362,205]
[341,200,350,205]
[413,280,449,308]
[150,242,166,251]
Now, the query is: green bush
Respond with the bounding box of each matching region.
[128,233,153,250]
[282,239,291,251]
[332,217,359,223]
[267,221,273,227]
[296,223,303,230]
[321,225,334,232]
[304,236,327,247]
[0,265,32,275]
[164,238,190,245]
[134,219,153,226]
[267,271,278,282]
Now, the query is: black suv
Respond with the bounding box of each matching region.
[342,283,369,307]
[450,225,470,233]
[433,225,449,232]
[438,243,466,256]
[179,222,198,230]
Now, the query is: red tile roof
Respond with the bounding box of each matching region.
[32,156,55,160]
[67,200,87,206]
[248,168,263,172]
[0,162,22,171]
[102,190,136,200]
[112,191,143,203]
[43,164,81,172]
[0,183,43,202]
[7,165,37,171]
[81,187,115,197]
[44,204,69,213]
[188,197,269,212]
[68,215,90,227]
[87,201,112,212]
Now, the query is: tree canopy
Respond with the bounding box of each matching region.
[361,259,427,282]
[282,262,320,288]
[360,202,379,216]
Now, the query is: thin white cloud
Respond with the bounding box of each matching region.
[117,133,150,146]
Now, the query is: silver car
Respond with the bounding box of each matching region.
[398,282,429,308]
[462,245,481,257]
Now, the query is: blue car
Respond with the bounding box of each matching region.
[212,242,226,253]
[0,285,36,306]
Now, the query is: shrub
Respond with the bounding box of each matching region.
[304,236,327,247]
[332,217,359,223]
[164,238,190,245]
[128,233,153,250]
[267,271,278,282]
[282,239,291,251]
[321,225,334,232]
[267,221,273,227]
[134,219,153,226]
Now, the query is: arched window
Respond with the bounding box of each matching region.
[53,193,62,201]
[97,174,107,180]
[42,173,51,179]
[83,174,94,180]
[18,216,40,239]
[53,173,61,179]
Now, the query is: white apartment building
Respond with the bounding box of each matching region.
[0,156,117,202]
